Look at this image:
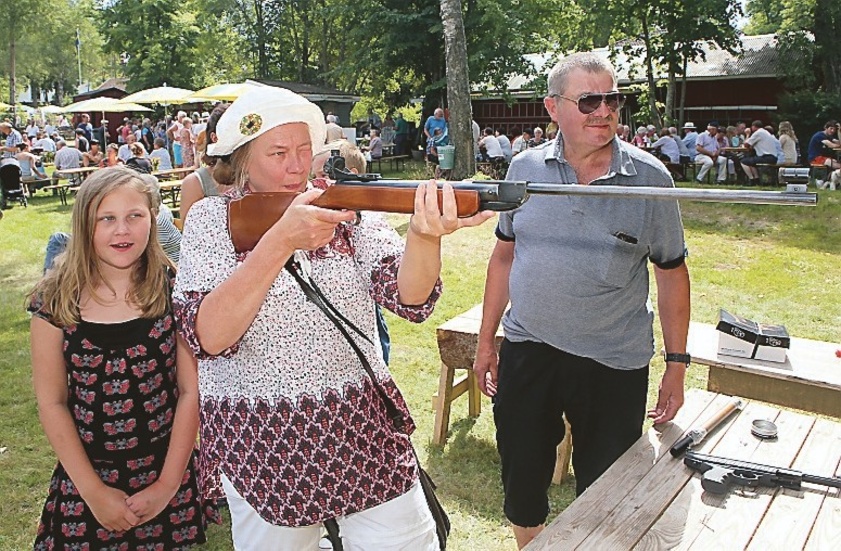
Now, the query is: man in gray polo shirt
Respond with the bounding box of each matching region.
[474,52,690,549]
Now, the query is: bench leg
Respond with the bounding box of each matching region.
[552,416,573,485]
[467,370,481,418]
[432,362,456,446]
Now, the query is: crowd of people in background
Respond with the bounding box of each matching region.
[615,118,841,188]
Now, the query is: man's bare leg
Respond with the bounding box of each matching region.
[513,524,544,549]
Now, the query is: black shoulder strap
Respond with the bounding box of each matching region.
[285,257,405,432]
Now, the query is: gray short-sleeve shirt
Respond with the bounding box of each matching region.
[497,136,686,369]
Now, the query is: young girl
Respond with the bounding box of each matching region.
[28,166,218,549]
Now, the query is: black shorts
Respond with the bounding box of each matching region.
[493,339,648,527]
[740,153,777,167]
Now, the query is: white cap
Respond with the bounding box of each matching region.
[207,86,326,157]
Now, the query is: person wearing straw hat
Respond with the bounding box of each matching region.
[173,86,492,550]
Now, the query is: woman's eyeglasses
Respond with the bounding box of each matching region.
[552,92,626,115]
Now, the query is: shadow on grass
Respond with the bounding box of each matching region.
[423,415,577,527]
[676,184,841,255]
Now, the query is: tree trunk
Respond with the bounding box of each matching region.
[679,57,688,126]
[439,0,474,180]
[9,35,16,108]
[641,12,662,128]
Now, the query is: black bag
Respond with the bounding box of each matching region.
[286,257,449,550]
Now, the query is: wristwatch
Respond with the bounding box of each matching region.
[663,352,691,366]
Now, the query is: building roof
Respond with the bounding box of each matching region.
[252,79,360,103]
[484,33,784,98]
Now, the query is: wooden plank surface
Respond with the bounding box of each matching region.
[524,389,716,550]
[685,407,814,550]
[748,417,841,551]
[577,394,739,550]
[632,394,745,551]
[529,390,841,551]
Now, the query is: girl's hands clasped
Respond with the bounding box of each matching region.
[409,180,495,238]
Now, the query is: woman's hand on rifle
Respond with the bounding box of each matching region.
[269,189,358,252]
[409,180,494,239]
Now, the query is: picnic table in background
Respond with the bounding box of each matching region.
[44,167,100,205]
[158,179,183,209]
[153,167,195,180]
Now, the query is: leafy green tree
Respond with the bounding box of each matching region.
[97,0,203,91]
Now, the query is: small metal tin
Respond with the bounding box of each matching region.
[751,419,778,439]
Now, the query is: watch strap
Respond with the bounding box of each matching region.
[665,352,691,365]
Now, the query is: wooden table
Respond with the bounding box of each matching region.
[158,179,183,208]
[153,167,195,180]
[688,321,841,418]
[54,166,99,182]
[525,388,841,550]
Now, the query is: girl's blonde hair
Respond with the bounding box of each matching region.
[29,167,174,326]
[778,121,797,141]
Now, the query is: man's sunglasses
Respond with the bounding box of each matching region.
[552,92,626,115]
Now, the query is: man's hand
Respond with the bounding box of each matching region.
[473,340,499,397]
[647,366,685,424]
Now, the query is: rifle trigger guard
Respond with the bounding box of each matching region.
[353,211,362,226]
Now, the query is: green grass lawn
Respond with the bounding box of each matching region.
[1,163,839,550]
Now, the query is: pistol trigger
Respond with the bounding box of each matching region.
[732,469,760,487]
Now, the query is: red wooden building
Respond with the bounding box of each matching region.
[472,34,787,134]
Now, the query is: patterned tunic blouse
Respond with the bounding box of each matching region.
[173,183,442,527]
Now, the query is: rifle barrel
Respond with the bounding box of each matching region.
[524,183,817,206]
[335,179,817,207]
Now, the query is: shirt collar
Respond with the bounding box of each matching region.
[547,133,637,180]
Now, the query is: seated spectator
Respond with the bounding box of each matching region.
[496,130,513,162]
[365,128,383,160]
[149,137,173,170]
[124,142,152,174]
[511,128,530,157]
[631,126,647,147]
[777,121,798,165]
[142,175,181,263]
[82,140,103,167]
[669,127,691,164]
[741,120,779,185]
[34,131,56,153]
[103,143,122,167]
[807,120,840,170]
[527,127,546,148]
[650,128,680,164]
[325,114,344,142]
[479,127,505,162]
[426,127,448,164]
[118,134,145,163]
[15,143,48,180]
[53,140,82,172]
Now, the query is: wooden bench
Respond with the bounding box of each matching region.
[386,155,409,172]
[434,304,573,484]
[756,163,779,185]
[24,178,53,197]
[687,321,841,417]
[40,183,75,205]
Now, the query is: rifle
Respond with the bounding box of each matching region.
[683,450,841,495]
[227,152,818,254]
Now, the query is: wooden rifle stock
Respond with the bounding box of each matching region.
[227,181,496,254]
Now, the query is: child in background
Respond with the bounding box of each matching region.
[27,167,218,549]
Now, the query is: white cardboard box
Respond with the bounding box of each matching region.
[716,309,789,363]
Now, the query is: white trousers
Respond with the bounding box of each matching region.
[695,153,728,182]
[221,473,439,551]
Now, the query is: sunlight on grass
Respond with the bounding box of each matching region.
[1,172,839,550]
